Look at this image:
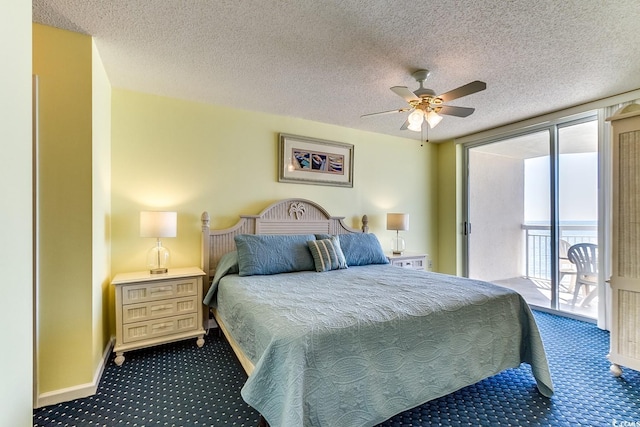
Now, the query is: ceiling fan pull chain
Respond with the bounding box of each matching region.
[425,123,430,146]
[421,123,428,147]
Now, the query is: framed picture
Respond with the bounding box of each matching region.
[278,133,354,187]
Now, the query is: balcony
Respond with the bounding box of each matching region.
[492,223,598,319]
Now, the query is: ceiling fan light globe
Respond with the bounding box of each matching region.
[408,109,424,126]
[407,121,422,132]
[426,111,443,128]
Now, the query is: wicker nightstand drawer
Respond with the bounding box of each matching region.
[121,277,198,305]
[386,253,428,271]
[122,313,200,344]
[122,296,199,324]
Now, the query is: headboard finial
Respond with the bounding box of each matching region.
[362,215,369,233]
[201,211,210,229]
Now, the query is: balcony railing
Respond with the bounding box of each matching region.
[523,223,597,280]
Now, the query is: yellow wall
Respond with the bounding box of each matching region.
[111,89,440,276]
[33,23,112,399]
[0,2,33,425]
[436,140,461,275]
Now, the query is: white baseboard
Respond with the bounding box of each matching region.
[35,337,114,408]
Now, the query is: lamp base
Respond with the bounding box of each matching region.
[147,240,170,275]
[392,235,406,255]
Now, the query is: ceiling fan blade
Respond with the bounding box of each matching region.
[390,86,420,102]
[438,81,486,102]
[400,119,410,130]
[361,107,410,118]
[438,105,475,117]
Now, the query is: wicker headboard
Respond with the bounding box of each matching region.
[201,198,368,285]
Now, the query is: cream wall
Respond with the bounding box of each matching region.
[0,2,33,425]
[111,89,439,277]
[33,24,112,404]
[468,151,524,281]
[91,40,112,371]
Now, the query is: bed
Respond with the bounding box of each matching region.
[201,198,553,427]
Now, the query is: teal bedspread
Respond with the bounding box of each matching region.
[213,264,553,427]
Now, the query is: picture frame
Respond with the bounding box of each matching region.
[278,133,354,187]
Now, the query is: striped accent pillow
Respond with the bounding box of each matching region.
[307,236,348,272]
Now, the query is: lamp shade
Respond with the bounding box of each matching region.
[387,213,409,231]
[140,211,177,238]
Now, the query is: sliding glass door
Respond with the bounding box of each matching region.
[557,120,599,316]
[465,117,599,319]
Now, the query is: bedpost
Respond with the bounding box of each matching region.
[362,215,369,233]
[201,211,211,284]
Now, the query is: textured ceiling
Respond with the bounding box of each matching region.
[32,0,640,142]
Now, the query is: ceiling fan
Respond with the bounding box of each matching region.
[362,69,486,132]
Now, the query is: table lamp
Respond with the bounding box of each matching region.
[140,211,177,274]
[387,213,409,255]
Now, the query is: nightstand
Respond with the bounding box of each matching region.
[112,266,206,366]
[386,252,428,271]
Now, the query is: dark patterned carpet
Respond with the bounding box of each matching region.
[34,311,640,426]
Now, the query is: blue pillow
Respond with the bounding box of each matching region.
[235,234,316,276]
[307,236,348,272]
[317,233,389,266]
